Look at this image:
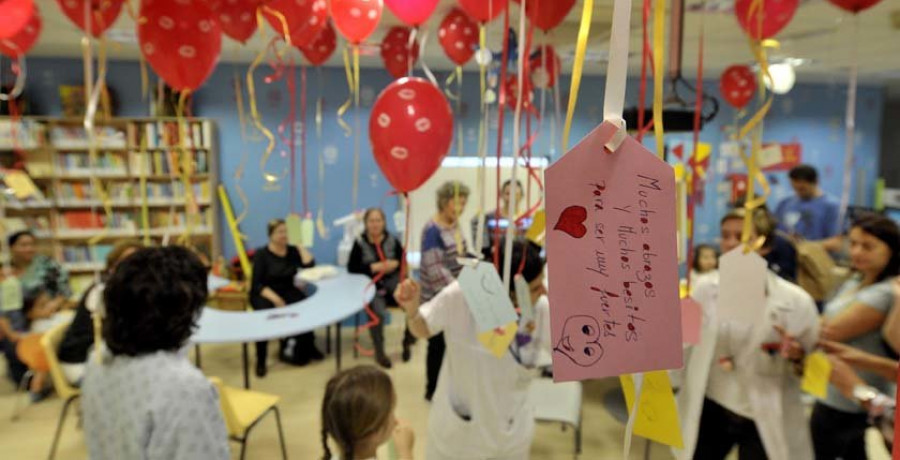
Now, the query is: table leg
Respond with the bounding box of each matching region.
[242,343,250,390]
[335,322,342,373]
[326,325,332,354]
[194,345,202,368]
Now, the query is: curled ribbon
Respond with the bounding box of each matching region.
[652,0,665,159]
[124,0,148,100]
[0,49,26,101]
[562,0,593,151]
[83,35,115,250]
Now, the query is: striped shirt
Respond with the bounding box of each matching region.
[419,219,467,302]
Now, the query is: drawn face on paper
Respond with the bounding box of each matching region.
[554,315,604,367]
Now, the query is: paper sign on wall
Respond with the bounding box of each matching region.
[718,248,767,326]
[680,297,702,345]
[458,261,518,333]
[286,214,303,247]
[478,321,518,358]
[801,352,832,398]
[620,371,684,448]
[546,121,682,382]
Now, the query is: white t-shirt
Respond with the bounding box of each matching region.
[420,281,535,459]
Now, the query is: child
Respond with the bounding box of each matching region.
[81,247,229,460]
[321,365,414,460]
[691,244,719,280]
[16,291,73,401]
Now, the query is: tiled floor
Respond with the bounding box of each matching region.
[0,311,891,459]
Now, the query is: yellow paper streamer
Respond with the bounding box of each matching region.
[218,185,252,278]
[125,0,148,100]
[652,0,666,159]
[336,48,354,137]
[139,136,150,245]
[561,0,593,151]
[247,10,288,184]
[82,35,114,248]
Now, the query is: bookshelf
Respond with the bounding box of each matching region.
[0,116,221,296]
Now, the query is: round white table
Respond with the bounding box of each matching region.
[192,272,374,388]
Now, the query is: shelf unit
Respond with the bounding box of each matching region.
[0,116,221,296]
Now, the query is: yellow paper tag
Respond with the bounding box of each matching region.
[285,214,303,247]
[477,321,518,358]
[525,210,546,246]
[300,217,315,248]
[801,352,832,399]
[1,277,23,312]
[4,171,39,200]
[620,371,684,448]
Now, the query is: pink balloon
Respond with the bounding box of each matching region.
[385,0,439,27]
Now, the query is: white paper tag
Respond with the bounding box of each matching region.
[458,261,518,333]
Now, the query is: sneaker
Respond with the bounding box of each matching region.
[402,342,412,362]
[309,346,325,361]
[255,362,267,378]
[376,353,392,369]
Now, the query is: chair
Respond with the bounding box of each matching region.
[40,321,81,460]
[529,377,583,456]
[210,377,288,460]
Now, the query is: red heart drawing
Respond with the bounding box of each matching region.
[553,205,587,239]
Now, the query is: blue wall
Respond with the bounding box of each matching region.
[19,58,884,261]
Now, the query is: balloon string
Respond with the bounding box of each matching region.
[474,26,489,254]
[838,15,858,227]
[124,0,148,100]
[354,242,389,357]
[301,64,309,216]
[260,5,292,48]
[686,8,704,292]
[637,0,651,143]
[247,12,281,184]
[289,56,297,214]
[83,35,114,250]
[651,0,665,158]
[407,27,417,76]
[562,0,593,151]
[316,66,329,240]
[337,48,354,137]
[492,4,512,270]
[400,193,411,281]
[352,45,361,212]
[417,30,438,86]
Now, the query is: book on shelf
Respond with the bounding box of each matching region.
[57,151,127,175]
[0,120,43,149]
[50,125,127,149]
[62,244,114,264]
[1,216,51,235]
[138,121,208,150]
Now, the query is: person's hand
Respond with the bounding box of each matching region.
[820,340,871,368]
[385,260,400,273]
[371,261,387,273]
[820,319,837,342]
[773,325,805,362]
[273,295,287,308]
[394,279,421,315]
[826,354,864,400]
[392,421,414,460]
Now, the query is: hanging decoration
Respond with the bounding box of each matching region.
[529,45,560,89]
[458,0,506,23]
[438,8,478,66]
[734,0,799,40]
[719,65,756,109]
[380,26,419,79]
[263,0,328,48]
[331,0,383,45]
[299,20,336,66]
[209,0,259,43]
[369,77,453,193]
[827,0,883,13]
[513,0,576,32]
[502,74,536,116]
[0,0,33,40]
[55,0,125,38]
[385,0,439,27]
[0,3,39,58]
[138,0,222,92]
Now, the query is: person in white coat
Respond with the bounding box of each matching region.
[395,239,547,460]
[676,208,820,460]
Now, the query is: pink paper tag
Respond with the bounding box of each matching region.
[546,121,683,382]
[681,297,702,345]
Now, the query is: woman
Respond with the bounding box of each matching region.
[250,219,321,377]
[7,230,71,308]
[811,213,899,460]
[82,246,229,460]
[57,240,142,385]
[677,208,820,460]
[395,239,546,459]
[420,181,469,401]
[347,208,407,369]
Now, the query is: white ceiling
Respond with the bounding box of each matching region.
[18,0,900,84]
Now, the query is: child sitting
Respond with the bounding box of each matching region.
[16,291,74,402]
[321,365,414,460]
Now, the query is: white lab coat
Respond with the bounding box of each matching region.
[420,282,538,460]
[675,272,818,460]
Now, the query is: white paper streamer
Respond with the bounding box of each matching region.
[838,16,858,228]
[602,0,634,152]
[623,373,644,459]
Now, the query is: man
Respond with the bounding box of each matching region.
[471,179,532,251]
[774,164,841,241]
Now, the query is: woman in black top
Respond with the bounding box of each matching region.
[347,208,407,368]
[250,219,321,376]
[57,240,142,385]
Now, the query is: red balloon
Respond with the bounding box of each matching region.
[0,3,39,58]
[138,0,222,92]
[719,65,757,109]
[438,8,478,66]
[209,0,258,43]
[264,0,328,48]
[381,26,419,79]
[513,0,575,32]
[385,0,438,27]
[502,74,537,115]
[331,0,383,45]
[300,21,336,66]
[827,0,882,13]
[369,78,453,193]
[530,45,561,89]
[458,0,506,23]
[0,0,33,40]
[55,0,125,38]
[734,0,798,40]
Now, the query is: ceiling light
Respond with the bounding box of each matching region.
[765,63,796,95]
